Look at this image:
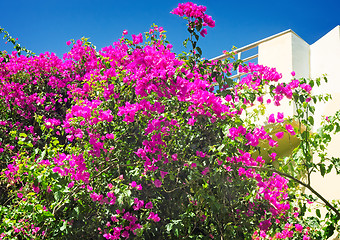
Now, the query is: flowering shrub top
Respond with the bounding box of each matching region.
[0,2,339,240]
[171,2,215,37]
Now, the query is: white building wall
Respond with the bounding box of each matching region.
[292,33,310,80]
[258,30,310,81]
[258,31,294,82]
[257,26,340,240]
[311,26,340,129]
[309,26,340,223]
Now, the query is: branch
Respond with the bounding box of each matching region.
[92,161,141,179]
[247,166,340,220]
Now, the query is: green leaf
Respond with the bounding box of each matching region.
[37,150,46,162]
[60,220,67,231]
[195,24,202,32]
[19,133,27,138]
[316,78,321,86]
[299,95,305,103]
[194,33,199,41]
[319,164,326,177]
[316,208,321,218]
[54,191,61,201]
[43,211,54,218]
[324,224,335,238]
[196,46,202,56]
[216,76,222,85]
[217,144,225,152]
[166,223,173,232]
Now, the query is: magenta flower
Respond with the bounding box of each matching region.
[172,154,178,161]
[45,118,61,129]
[196,151,206,158]
[277,112,284,122]
[171,2,215,29]
[201,167,209,175]
[203,15,215,28]
[130,181,137,188]
[295,224,303,232]
[200,28,208,37]
[132,33,143,45]
[148,212,160,222]
[105,133,115,139]
[67,181,75,188]
[300,83,312,93]
[285,124,296,135]
[154,179,162,188]
[268,114,275,124]
[160,171,168,179]
[269,139,278,147]
[145,201,153,209]
[107,192,115,198]
[270,152,277,161]
[188,117,196,126]
[32,184,40,194]
[275,132,284,139]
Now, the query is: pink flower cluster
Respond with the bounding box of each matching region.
[102,209,142,239]
[0,3,316,238]
[52,153,90,183]
[171,2,215,37]
[171,2,215,27]
[45,118,61,129]
[253,223,310,239]
[237,63,312,107]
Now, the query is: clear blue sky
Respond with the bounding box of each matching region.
[0,0,339,60]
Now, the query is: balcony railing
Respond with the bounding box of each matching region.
[210,29,293,82]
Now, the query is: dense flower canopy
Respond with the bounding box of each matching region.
[0,2,339,240]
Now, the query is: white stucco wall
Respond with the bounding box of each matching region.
[257,26,340,239]
[308,27,340,229]
[311,25,340,129]
[257,30,311,120]
[258,30,310,81]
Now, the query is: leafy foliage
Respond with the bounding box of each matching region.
[0,2,339,240]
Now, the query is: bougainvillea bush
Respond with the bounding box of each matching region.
[1,2,340,239]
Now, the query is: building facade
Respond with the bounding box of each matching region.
[214,26,340,238]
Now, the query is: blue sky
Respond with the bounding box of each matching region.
[0,0,339,60]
